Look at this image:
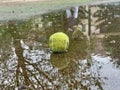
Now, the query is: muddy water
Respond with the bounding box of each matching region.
[0,2,120,90]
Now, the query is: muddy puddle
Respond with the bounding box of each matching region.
[0,2,120,90]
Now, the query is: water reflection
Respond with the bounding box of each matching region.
[0,2,120,90]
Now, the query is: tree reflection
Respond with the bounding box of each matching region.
[0,20,51,89]
[0,9,105,90]
[6,21,53,89]
[94,3,120,67]
[104,35,120,67]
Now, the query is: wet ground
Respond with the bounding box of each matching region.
[0,0,91,21]
[0,0,120,21]
[0,2,120,90]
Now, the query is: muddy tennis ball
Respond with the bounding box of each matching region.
[49,32,69,52]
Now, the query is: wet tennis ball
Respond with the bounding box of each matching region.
[49,32,69,52]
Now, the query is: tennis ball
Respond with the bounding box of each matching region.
[49,32,69,52]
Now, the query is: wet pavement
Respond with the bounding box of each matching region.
[0,0,120,21]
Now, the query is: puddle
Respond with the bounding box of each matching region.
[0,2,120,90]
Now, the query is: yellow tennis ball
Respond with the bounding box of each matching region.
[49,32,69,52]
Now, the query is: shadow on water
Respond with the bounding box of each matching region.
[0,2,120,90]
